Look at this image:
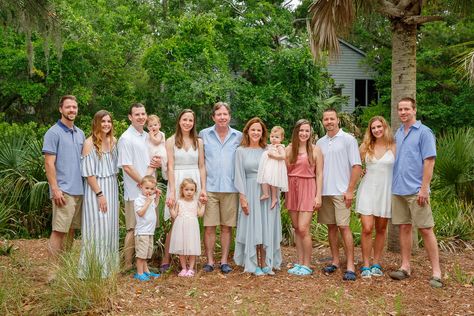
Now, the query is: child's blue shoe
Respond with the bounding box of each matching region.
[145,271,161,278]
[134,273,150,281]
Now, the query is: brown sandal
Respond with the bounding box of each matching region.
[389,269,410,280]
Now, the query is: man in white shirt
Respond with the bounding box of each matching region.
[118,103,161,271]
[316,108,362,281]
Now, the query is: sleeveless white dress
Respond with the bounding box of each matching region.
[256,144,288,192]
[356,150,394,218]
[164,145,201,220]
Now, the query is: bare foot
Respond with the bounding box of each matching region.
[260,194,270,201]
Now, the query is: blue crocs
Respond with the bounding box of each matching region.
[288,264,301,274]
[294,265,313,276]
[360,266,372,278]
[134,273,150,281]
[254,267,265,276]
[370,264,383,277]
[145,271,161,278]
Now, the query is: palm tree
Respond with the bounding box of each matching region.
[307,0,473,251]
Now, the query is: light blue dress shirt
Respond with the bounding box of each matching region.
[392,121,436,195]
[199,125,242,193]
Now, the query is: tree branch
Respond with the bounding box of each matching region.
[403,15,443,25]
[395,0,413,11]
[377,0,405,18]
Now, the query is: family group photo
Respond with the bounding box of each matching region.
[1,0,473,315]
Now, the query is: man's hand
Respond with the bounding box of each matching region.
[52,187,66,207]
[417,187,429,206]
[343,191,354,208]
[150,156,162,169]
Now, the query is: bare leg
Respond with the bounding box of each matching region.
[64,228,75,251]
[161,231,171,266]
[339,226,355,272]
[261,183,270,200]
[289,211,303,264]
[327,224,340,267]
[188,255,196,271]
[256,245,262,268]
[136,258,145,275]
[204,226,216,265]
[398,224,412,273]
[220,225,232,264]
[124,229,135,270]
[261,247,267,268]
[270,186,278,209]
[360,215,374,267]
[297,211,313,267]
[418,227,441,278]
[49,230,66,258]
[373,217,388,265]
[179,255,187,270]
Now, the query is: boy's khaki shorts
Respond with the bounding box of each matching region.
[391,194,434,228]
[135,235,154,259]
[52,193,83,233]
[203,192,238,227]
[317,195,351,226]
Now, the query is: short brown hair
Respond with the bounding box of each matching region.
[398,97,416,109]
[129,103,145,115]
[59,95,77,108]
[212,102,231,116]
[323,107,338,117]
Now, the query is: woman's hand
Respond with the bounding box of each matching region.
[98,195,108,213]
[166,192,175,208]
[313,195,322,210]
[240,195,249,215]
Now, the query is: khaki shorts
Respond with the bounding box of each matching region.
[135,235,154,259]
[124,200,136,230]
[203,192,238,227]
[52,194,82,233]
[317,196,351,226]
[391,194,434,228]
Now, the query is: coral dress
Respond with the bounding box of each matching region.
[169,199,201,256]
[356,150,394,218]
[257,144,288,192]
[285,153,316,212]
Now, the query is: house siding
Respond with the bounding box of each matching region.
[327,42,376,113]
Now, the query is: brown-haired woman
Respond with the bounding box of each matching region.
[161,109,207,272]
[285,119,323,276]
[234,117,282,275]
[79,110,119,278]
[356,116,395,278]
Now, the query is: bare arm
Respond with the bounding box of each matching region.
[197,202,205,217]
[197,139,207,203]
[148,131,164,146]
[165,136,176,207]
[418,157,435,206]
[268,144,286,160]
[83,138,108,212]
[344,164,362,208]
[44,153,66,207]
[239,193,249,215]
[285,144,292,166]
[313,145,323,210]
[136,197,153,217]
[123,165,144,184]
[170,200,178,219]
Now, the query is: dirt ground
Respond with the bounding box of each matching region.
[2,239,474,315]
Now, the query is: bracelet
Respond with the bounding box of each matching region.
[96,191,103,197]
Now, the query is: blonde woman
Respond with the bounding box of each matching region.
[356,116,395,278]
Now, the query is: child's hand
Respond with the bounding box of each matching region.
[155,188,162,196]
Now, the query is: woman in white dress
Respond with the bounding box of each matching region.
[356,116,395,278]
[160,109,207,272]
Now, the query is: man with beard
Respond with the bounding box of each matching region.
[43,95,85,259]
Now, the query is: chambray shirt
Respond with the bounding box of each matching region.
[42,120,85,197]
[199,125,242,193]
[392,121,436,195]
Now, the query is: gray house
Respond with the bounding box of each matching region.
[327,39,378,113]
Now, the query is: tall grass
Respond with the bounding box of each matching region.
[44,246,118,315]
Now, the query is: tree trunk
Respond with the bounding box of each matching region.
[388,20,419,252]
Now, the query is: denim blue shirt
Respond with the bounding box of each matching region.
[42,120,85,197]
[199,125,242,193]
[392,121,436,195]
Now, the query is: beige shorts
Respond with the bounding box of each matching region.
[203,192,238,227]
[124,200,136,230]
[317,196,351,226]
[52,194,82,233]
[135,235,154,259]
[391,194,434,228]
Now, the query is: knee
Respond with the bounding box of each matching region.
[418,227,433,237]
[362,224,374,236]
[399,224,412,234]
[295,226,309,238]
[375,225,387,236]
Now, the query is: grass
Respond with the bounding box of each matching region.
[0,261,31,315]
[451,262,474,286]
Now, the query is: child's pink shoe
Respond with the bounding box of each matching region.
[178,269,188,277]
[185,269,195,277]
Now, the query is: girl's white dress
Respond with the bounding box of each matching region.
[147,131,167,179]
[169,199,201,256]
[257,144,288,192]
[356,150,394,218]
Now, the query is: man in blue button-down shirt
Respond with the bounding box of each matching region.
[199,102,242,274]
[389,97,442,288]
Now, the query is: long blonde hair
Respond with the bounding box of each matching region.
[361,116,393,158]
[288,119,314,165]
[91,110,114,159]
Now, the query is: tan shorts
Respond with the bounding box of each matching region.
[317,196,351,226]
[124,200,136,230]
[391,194,434,228]
[203,192,238,227]
[52,194,82,233]
[135,235,154,259]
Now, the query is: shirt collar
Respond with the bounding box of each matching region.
[398,120,421,133]
[128,125,146,136]
[210,124,237,136]
[57,119,77,132]
[327,128,344,140]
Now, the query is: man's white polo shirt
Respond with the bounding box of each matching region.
[118,125,150,201]
[316,129,361,196]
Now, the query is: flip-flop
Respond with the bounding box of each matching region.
[323,264,338,275]
[203,264,214,272]
[343,270,356,281]
[429,276,443,288]
[389,269,410,280]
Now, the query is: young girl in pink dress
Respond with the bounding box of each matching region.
[169,178,205,277]
[257,126,288,209]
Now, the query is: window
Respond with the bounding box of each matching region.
[355,79,378,107]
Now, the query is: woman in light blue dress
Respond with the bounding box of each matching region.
[234,117,282,275]
[79,110,119,278]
